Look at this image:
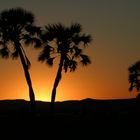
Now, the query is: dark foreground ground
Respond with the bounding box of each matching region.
[0,98,140,138]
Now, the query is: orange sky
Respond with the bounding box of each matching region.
[0,0,140,101]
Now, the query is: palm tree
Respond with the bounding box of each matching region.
[0,8,41,114]
[128,61,140,99]
[38,23,92,113]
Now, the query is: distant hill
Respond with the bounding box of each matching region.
[0,98,140,136]
[0,98,139,120]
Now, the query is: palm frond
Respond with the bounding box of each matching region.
[70,23,82,34]
[63,56,70,72]
[128,65,136,73]
[80,54,91,65]
[23,34,33,45]
[0,47,9,58]
[32,38,41,48]
[63,57,78,72]
[38,53,46,62]
[129,74,136,81]
[129,84,133,92]
[38,45,54,61]
[81,34,92,45]
[72,34,81,45]
[129,61,140,72]
[40,30,54,42]
[73,46,82,57]
[72,34,92,46]
[46,57,55,66]
[135,61,140,69]
[25,25,41,35]
[69,60,78,72]
[23,34,41,48]
[45,23,67,42]
[11,49,19,59]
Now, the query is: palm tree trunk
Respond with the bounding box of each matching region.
[50,55,64,114]
[15,41,36,115]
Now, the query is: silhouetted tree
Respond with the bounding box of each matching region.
[128,61,140,100]
[38,23,92,113]
[0,8,41,114]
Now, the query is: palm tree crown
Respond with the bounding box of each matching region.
[38,23,92,72]
[0,7,41,63]
[128,61,140,92]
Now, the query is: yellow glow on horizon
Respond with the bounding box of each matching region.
[35,89,50,102]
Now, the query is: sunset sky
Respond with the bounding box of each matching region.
[0,0,140,101]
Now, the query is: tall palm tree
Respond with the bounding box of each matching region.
[38,23,92,113]
[0,8,41,114]
[128,61,140,98]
